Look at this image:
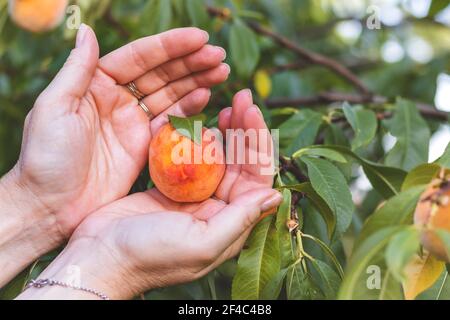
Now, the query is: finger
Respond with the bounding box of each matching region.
[206,188,283,254]
[231,89,253,129]
[99,27,209,84]
[41,24,99,106]
[134,45,226,95]
[150,88,211,136]
[242,105,275,181]
[141,63,230,116]
[218,107,232,136]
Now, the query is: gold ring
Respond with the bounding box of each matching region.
[138,100,154,120]
[126,81,146,100]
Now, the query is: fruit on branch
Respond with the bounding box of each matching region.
[414,171,450,262]
[8,0,68,32]
[149,123,225,203]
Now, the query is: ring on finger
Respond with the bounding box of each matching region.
[138,100,154,120]
[126,81,146,100]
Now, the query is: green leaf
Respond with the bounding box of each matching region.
[310,259,341,299]
[232,216,281,299]
[142,0,173,35]
[279,110,323,156]
[301,157,354,235]
[384,98,431,171]
[301,233,344,278]
[286,263,323,299]
[229,20,260,79]
[260,268,288,300]
[301,145,407,198]
[429,0,450,16]
[338,226,404,299]
[385,227,420,282]
[401,163,441,191]
[436,143,450,168]
[279,183,336,239]
[293,147,347,163]
[342,103,378,150]
[186,0,209,28]
[357,186,425,247]
[276,189,295,268]
[168,114,205,145]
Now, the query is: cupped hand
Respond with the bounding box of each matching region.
[11,24,229,237]
[34,90,281,299]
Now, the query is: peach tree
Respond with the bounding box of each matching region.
[1,0,450,300]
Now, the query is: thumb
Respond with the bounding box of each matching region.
[206,188,283,252]
[44,24,99,103]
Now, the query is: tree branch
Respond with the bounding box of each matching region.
[266,92,449,122]
[206,5,371,95]
[279,156,308,182]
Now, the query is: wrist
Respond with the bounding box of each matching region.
[18,237,141,300]
[0,167,64,286]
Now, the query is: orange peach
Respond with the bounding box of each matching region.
[414,173,450,262]
[9,0,68,32]
[149,123,225,203]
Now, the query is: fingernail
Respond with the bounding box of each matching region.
[243,88,252,100]
[76,23,88,48]
[252,105,262,116]
[260,191,283,212]
[223,63,231,74]
[202,30,210,42]
[216,46,226,60]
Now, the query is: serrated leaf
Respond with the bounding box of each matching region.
[254,69,272,98]
[279,183,336,239]
[301,157,354,235]
[310,259,341,299]
[385,98,431,171]
[357,186,425,247]
[279,110,323,156]
[168,114,205,145]
[275,189,295,268]
[385,227,420,282]
[293,147,347,163]
[338,226,403,299]
[301,145,407,198]
[232,216,280,299]
[401,163,441,191]
[229,20,260,79]
[403,252,445,300]
[286,263,323,299]
[342,103,378,150]
[260,268,288,300]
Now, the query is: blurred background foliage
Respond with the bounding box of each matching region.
[1,0,450,300]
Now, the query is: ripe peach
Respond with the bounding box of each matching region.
[149,123,225,203]
[9,0,68,32]
[414,172,450,262]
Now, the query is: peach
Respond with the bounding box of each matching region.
[414,172,450,262]
[149,123,225,203]
[9,0,68,32]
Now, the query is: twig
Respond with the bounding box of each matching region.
[206,5,371,95]
[279,156,308,182]
[266,92,449,122]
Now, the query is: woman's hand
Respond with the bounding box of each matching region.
[0,25,228,285]
[18,90,282,300]
[14,24,228,235]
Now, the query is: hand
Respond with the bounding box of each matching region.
[8,24,229,238]
[18,90,282,300]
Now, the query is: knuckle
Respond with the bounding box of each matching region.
[130,43,149,73]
